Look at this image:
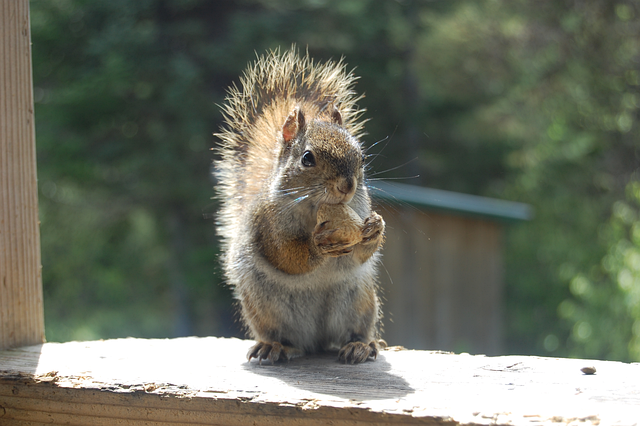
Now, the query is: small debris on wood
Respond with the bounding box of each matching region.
[384,346,406,352]
[143,383,158,392]
[581,366,596,375]
[37,371,59,383]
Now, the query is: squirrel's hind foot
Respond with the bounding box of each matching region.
[247,341,301,365]
[338,341,378,364]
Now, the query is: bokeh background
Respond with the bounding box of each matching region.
[30,0,640,361]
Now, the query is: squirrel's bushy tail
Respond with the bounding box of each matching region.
[217,46,365,154]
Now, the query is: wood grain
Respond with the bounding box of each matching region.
[1,337,638,425]
[0,0,45,350]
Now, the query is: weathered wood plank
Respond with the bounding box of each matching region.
[0,337,638,425]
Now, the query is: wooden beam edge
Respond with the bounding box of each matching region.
[0,373,450,426]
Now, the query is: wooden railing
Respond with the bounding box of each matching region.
[2,337,639,425]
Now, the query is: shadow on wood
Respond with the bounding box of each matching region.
[242,351,413,400]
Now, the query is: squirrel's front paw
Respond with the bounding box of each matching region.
[338,341,378,364]
[247,341,301,364]
[360,212,385,244]
[313,221,359,257]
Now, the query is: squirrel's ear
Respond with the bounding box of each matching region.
[282,106,305,145]
[330,105,342,126]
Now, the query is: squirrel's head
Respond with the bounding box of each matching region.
[276,105,365,205]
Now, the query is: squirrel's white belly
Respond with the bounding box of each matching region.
[239,251,379,352]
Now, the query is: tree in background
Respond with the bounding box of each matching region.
[31,0,640,361]
[409,0,640,360]
[31,0,237,340]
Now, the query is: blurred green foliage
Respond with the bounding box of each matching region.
[30,0,640,361]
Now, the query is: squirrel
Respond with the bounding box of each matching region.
[214,47,385,364]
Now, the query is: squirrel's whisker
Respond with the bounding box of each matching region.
[364,135,390,153]
[367,157,419,178]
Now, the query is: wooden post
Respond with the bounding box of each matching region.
[0,0,45,350]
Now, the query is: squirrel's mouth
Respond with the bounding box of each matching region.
[320,177,356,205]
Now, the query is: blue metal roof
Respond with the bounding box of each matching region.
[370,181,533,222]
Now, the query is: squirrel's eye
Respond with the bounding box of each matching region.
[301,151,316,167]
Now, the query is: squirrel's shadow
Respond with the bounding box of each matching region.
[242,351,413,401]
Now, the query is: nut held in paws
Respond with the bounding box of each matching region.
[317,203,364,245]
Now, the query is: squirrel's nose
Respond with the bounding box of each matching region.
[336,177,356,197]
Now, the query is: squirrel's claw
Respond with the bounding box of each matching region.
[313,227,357,257]
[247,341,298,365]
[360,212,384,244]
[338,341,378,364]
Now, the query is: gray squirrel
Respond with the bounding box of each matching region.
[215,48,385,364]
